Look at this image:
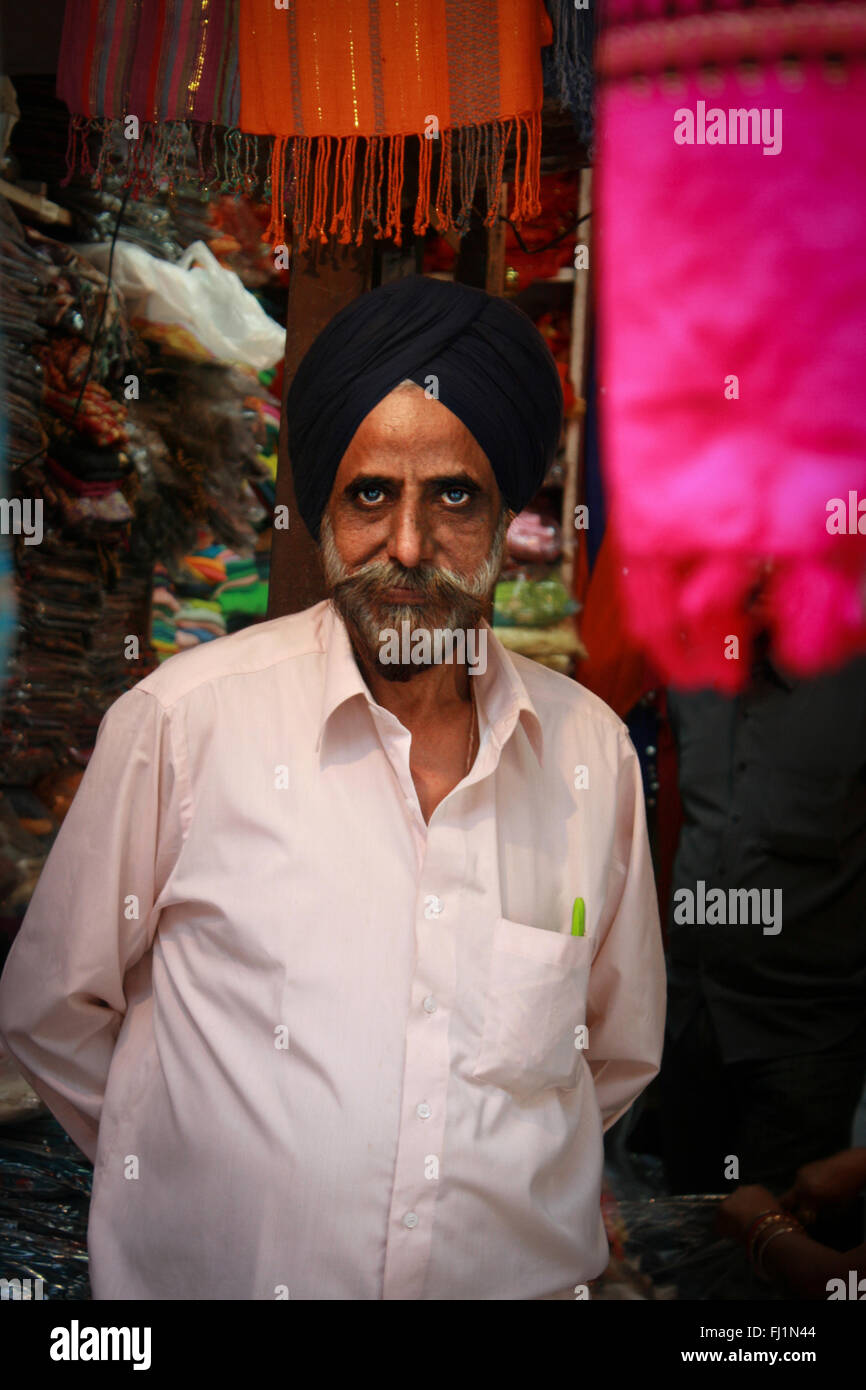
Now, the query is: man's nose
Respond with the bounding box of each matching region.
[387,499,433,571]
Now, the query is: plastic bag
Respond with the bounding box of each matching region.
[73,240,285,370]
[599,1195,784,1301]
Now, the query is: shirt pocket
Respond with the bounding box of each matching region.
[472,916,593,1101]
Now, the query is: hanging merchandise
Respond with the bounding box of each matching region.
[56,0,251,197]
[124,357,271,559]
[76,240,285,369]
[0,198,150,801]
[541,0,596,150]
[595,0,866,691]
[237,0,552,248]
[55,0,567,253]
[0,201,48,471]
[0,177,279,923]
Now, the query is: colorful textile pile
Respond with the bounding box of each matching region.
[595,0,866,690]
[151,542,269,660]
[176,597,225,648]
[151,568,182,657]
[217,552,269,618]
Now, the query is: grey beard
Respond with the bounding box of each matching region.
[320,508,508,682]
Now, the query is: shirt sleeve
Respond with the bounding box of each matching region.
[584,724,666,1132]
[0,684,187,1162]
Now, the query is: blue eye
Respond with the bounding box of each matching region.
[443,487,469,505]
[358,486,384,504]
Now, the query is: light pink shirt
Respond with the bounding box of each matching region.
[0,600,665,1300]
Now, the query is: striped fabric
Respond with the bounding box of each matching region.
[239,0,551,247]
[56,0,552,249]
[57,0,240,124]
[57,0,252,197]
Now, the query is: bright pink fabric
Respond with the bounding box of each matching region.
[606,0,795,19]
[596,65,866,690]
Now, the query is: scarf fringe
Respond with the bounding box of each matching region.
[264,111,542,252]
[62,110,542,252]
[60,115,272,200]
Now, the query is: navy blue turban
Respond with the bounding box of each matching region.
[285,275,564,541]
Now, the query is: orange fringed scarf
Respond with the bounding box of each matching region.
[238,0,551,250]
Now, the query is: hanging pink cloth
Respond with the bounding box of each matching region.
[595,1,866,690]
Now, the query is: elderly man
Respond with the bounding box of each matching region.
[0,276,664,1300]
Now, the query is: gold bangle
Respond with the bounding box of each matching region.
[754,1222,801,1282]
[746,1211,788,1262]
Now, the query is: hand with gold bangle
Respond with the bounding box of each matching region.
[745,1208,789,1262]
[723,1190,805,1281]
[749,1213,805,1282]
[718,1185,790,1248]
[718,1182,866,1299]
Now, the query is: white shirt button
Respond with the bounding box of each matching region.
[416,1102,432,1120]
[423,996,437,1014]
[403,1211,419,1229]
[424,895,443,919]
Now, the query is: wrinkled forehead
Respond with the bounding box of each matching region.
[330,380,500,495]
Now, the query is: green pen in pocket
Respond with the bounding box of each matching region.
[571,896,586,937]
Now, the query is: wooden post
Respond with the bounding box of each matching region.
[561,167,593,595]
[454,209,488,289]
[267,232,374,619]
[485,184,508,297]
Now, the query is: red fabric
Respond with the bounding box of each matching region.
[575,527,658,718]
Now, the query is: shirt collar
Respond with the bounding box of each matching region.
[316,601,544,765]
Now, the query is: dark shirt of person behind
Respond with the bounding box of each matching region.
[660,644,866,1213]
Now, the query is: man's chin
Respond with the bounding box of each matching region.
[332,590,488,677]
[374,602,444,628]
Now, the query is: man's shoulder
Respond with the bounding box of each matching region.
[132,602,329,710]
[504,647,628,740]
